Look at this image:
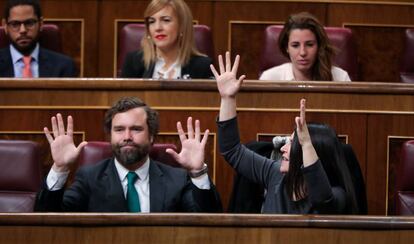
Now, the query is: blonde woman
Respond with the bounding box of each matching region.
[121,0,212,79]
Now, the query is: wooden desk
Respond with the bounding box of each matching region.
[1,213,414,243]
[1,79,414,215]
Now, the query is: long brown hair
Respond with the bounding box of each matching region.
[140,0,203,69]
[278,12,335,81]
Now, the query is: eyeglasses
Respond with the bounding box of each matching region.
[6,19,38,31]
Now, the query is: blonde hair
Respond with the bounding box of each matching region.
[141,0,203,69]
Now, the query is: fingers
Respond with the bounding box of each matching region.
[77,141,88,151]
[51,115,58,138]
[231,55,240,74]
[194,119,201,142]
[218,54,225,74]
[210,64,219,79]
[57,113,66,136]
[300,99,306,125]
[225,51,231,72]
[165,148,181,164]
[201,129,209,147]
[295,116,301,131]
[44,127,53,144]
[237,74,246,87]
[176,121,187,143]
[67,115,73,138]
[187,117,194,139]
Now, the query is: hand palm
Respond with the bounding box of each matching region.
[50,134,79,166]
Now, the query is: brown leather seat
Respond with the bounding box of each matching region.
[260,25,359,80]
[400,29,414,83]
[78,141,180,168]
[116,23,214,77]
[0,140,42,212]
[0,24,62,52]
[395,140,414,215]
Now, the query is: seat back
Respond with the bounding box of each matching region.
[0,140,42,212]
[400,29,414,83]
[395,140,414,215]
[116,24,214,77]
[0,24,62,52]
[260,25,358,80]
[78,141,180,168]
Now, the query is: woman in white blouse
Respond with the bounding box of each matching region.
[260,12,351,82]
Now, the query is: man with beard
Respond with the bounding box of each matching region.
[35,97,222,212]
[0,0,76,77]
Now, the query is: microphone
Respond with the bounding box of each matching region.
[272,136,290,148]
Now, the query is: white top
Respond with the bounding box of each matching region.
[259,63,351,82]
[152,57,182,79]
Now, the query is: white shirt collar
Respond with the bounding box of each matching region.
[10,43,39,64]
[114,156,150,182]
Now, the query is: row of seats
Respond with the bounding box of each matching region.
[1,138,413,214]
[1,24,414,82]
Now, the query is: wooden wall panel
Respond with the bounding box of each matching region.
[366,114,414,215]
[41,0,98,77]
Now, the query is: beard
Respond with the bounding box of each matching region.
[112,140,150,166]
[10,35,38,56]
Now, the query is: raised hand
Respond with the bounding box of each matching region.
[210,52,246,99]
[44,113,87,172]
[166,117,209,172]
[294,99,318,166]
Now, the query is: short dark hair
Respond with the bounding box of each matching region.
[104,97,159,139]
[4,0,42,20]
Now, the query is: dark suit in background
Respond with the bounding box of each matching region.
[121,50,213,79]
[0,47,76,77]
[35,158,222,212]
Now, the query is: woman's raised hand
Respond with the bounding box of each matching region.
[210,52,246,99]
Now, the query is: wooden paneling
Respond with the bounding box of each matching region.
[40,0,98,77]
[2,79,414,214]
[2,214,414,243]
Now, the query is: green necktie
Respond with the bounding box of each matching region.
[126,171,141,212]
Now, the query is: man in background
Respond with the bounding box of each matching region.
[0,0,76,77]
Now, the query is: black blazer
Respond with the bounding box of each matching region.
[121,50,213,79]
[0,47,76,77]
[35,158,222,212]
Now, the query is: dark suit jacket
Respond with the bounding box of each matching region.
[121,50,213,79]
[0,47,76,77]
[35,158,222,212]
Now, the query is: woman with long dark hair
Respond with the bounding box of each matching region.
[260,12,351,82]
[211,52,358,214]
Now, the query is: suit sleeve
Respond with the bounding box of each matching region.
[35,167,90,212]
[181,176,223,213]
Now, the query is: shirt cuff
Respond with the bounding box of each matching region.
[46,167,70,191]
[190,173,211,190]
